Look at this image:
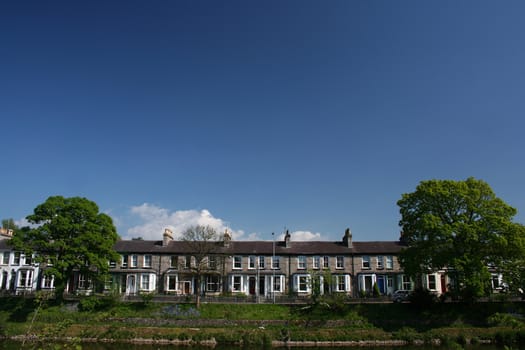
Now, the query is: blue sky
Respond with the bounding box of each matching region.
[2,1,525,242]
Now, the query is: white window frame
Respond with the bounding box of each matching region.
[377,256,384,269]
[334,274,351,292]
[18,270,33,288]
[272,275,284,293]
[386,256,393,269]
[121,255,128,268]
[272,256,280,269]
[206,275,220,292]
[428,274,437,290]
[233,256,242,269]
[78,274,90,289]
[143,255,152,268]
[13,252,21,266]
[402,275,412,290]
[323,256,330,269]
[313,256,320,269]
[258,256,265,270]
[248,256,256,269]
[42,274,54,289]
[297,256,307,270]
[130,255,138,268]
[232,275,243,292]
[1,252,9,265]
[336,256,344,269]
[362,256,370,269]
[141,274,150,290]
[296,274,310,293]
[208,256,217,269]
[166,274,178,291]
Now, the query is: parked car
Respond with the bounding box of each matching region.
[392,289,411,303]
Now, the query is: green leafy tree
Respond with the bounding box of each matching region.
[10,196,120,299]
[179,225,224,308]
[398,178,525,300]
[2,218,17,230]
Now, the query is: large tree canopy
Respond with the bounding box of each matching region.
[11,196,120,297]
[398,178,525,298]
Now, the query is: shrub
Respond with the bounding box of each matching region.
[409,287,438,308]
[78,295,118,312]
[372,282,381,298]
[488,313,523,328]
[393,327,421,343]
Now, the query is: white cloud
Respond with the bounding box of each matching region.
[273,230,324,241]
[125,203,245,240]
[14,217,38,228]
[290,230,323,241]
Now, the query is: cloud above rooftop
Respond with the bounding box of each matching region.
[124,203,325,242]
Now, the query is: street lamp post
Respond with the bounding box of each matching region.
[272,232,276,304]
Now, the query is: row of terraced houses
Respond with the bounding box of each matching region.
[0,228,507,300]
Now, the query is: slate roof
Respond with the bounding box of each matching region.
[113,239,406,255]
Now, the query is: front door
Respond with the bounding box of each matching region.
[259,276,265,297]
[126,275,137,295]
[249,276,256,295]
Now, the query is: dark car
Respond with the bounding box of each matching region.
[392,289,411,303]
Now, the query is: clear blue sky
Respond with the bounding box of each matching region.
[2,1,525,242]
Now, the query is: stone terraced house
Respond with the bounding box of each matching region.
[0,227,505,299]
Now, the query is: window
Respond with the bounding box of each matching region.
[362,256,370,269]
[336,256,344,269]
[109,260,116,268]
[297,256,307,270]
[206,275,220,292]
[258,256,265,269]
[272,256,280,269]
[121,255,128,268]
[313,256,320,269]
[170,256,178,268]
[336,275,348,292]
[428,275,437,290]
[297,275,309,292]
[377,256,384,269]
[249,256,256,269]
[18,270,33,288]
[13,252,20,266]
[141,274,150,290]
[1,252,9,265]
[402,275,412,290]
[42,275,54,289]
[185,256,191,269]
[273,276,282,292]
[232,275,242,292]
[130,255,138,268]
[387,276,393,289]
[167,275,177,291]
[23,254,32,266]
[78,274,89,289]
[143,255,152,268]
[233,256,242,269]
[208,256,217,269]
[323,256,329,269]
[386,256,393,269]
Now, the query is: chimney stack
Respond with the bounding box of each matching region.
[284,230,291,248]
[163,228,173,246]
[223,229,232,247]
[343,228,352,248]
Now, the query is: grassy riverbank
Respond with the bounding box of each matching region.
[2,295,525,348]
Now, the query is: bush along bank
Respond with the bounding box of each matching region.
[3,296,525,348]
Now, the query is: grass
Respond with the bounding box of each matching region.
[2,296,525,347]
